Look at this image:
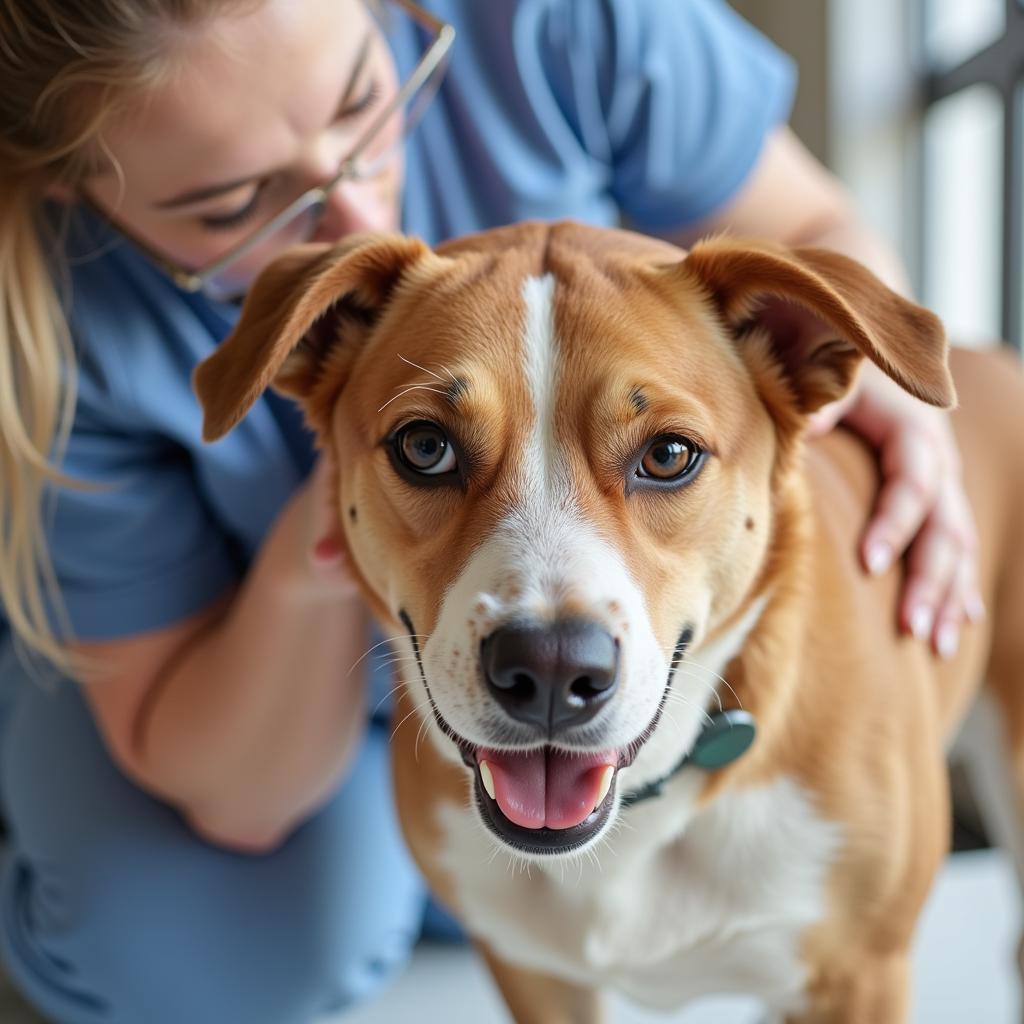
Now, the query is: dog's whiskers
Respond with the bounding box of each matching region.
[372,653,422,672]
[377,382,448,413]
[414,708,434,763]
[669,665,725,714]
[436,361,460,385]
[370,682,406,717]
[389,695,433,746]
[663,690,715,729]
[661,688,714,721]
[347,634,429,676]
[397,353,460,387]
[674,660,744,711]
[397,353,447,382]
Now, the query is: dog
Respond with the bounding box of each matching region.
[194,222,1024,1022]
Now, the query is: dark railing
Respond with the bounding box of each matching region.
[923,0,1023,351]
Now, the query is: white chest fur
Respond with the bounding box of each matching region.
[437,773,842,1013]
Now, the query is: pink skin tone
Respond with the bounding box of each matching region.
[85,0,401,277]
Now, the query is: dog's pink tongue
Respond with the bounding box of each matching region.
[479,748,616,830]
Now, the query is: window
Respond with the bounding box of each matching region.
[921,0,1024,350]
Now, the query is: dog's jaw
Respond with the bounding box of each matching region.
[410,509,684,856]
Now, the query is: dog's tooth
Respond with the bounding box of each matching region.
[479,761,496,800]
[595,765,615,810]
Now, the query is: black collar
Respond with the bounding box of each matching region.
[620,709,756,807]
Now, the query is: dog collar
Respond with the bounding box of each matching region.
[620,709,757,808]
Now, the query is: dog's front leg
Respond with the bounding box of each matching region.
[784,953,911,1024]
[477,941,606,1024]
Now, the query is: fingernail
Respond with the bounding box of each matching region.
[936,622,959,660]
[910,605,934,639]
[965,593,986,623]
[866,541,893,576]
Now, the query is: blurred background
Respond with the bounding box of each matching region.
[734,0,1022,353]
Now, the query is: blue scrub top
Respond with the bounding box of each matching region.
[20,0,795,643]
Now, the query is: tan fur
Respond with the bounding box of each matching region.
[195,223,1024,1023]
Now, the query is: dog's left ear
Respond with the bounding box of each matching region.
[194,233,435,441]
[679,238,955,415]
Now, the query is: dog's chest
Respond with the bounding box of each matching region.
[436,774,842,1011]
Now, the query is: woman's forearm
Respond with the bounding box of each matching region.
[795,215,912,298]
[135,486,372,852]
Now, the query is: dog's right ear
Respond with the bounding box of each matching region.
[194,233,434,441]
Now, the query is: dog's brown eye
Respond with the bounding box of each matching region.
[396,421,457,476]
[639,437,701,481]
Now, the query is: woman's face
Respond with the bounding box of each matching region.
[84,0,402,292]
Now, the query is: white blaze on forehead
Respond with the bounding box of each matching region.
[419,271,669,748]
[521,274,562,500]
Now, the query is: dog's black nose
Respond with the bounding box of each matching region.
[481,619,619,734]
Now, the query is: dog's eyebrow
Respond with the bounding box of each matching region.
[443,376,471,409]
[628,386,649,414]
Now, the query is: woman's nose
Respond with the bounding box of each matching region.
[314,178,395,240]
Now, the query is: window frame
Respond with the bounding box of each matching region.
[920,0,1024,351]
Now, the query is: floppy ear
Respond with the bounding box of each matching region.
[193,233,434,441]
[679,237,955,417]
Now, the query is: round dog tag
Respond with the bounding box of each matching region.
[689,709,756,769]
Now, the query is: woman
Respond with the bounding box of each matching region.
[0,1,980,1021]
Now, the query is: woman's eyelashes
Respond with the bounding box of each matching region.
[343,80,382,120]
[200,183,269,231]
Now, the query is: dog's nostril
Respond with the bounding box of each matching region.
[570,673,612,701]
[571,675,592,698]
[509,672,536,700]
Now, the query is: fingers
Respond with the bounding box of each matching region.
[860,428,939,576]
[878,484,983,658]
[931,557,983,661]
[836,361,982,658]
[807,391,856,437]
[898,494,960,644]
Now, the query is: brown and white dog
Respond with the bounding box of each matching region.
[195,223,1024,1023]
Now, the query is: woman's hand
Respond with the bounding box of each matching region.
[293,455,360,599]
[809,361,984,658]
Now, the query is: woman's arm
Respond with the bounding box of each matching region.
[75,457,368,853]
[667,126,983,656]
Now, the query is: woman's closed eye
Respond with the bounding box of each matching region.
[343,80,383,121]
[197,79,385,234]
[200,183,270,231]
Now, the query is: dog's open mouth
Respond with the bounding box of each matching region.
[469,745,620,855]
[400,611,692,855]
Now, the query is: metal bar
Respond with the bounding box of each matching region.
[925,19,1024,104]
[1006,81,1023,351]
[922,0,1024,352]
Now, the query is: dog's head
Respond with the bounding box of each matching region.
[195,222,952,858]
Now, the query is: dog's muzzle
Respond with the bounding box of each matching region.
[467,619,622,855]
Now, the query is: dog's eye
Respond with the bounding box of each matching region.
[395,421,457,476]
[638,436,702,481]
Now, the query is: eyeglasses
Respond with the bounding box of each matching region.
[86,0,454,301]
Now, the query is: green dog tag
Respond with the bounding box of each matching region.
[688,709,757,769]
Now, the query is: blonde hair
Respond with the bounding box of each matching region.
[0,0,252,670]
